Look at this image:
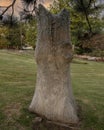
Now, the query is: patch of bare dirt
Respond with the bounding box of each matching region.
[4,102,21,119]
[2,103,27,130]
[32,117,80,130]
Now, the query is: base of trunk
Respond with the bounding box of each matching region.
[32,116,79,130]
[29,92,79,124]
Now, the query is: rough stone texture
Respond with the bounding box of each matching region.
[29,5,78,125]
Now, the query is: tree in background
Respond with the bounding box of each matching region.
[0,0,37,49]
[0,0,104,52]
[20,12,37,48]
[22,19,37,49]
[0,15,22,49]
[0,25,9,49]
[0,12,37,49]
[51,0,104,54]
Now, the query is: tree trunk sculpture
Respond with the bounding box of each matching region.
[29,5,78,125]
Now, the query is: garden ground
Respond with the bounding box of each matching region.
[0,50,104,130]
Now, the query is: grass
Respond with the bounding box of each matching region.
[71,59,104,130]
[0,50,104,130]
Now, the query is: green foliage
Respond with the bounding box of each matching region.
[51,0,104,54]
[0,23,22,49]
[7,25,22,49]
[0,18,37,49]
[0,0,103,53]
[23,19,37,48]
[0,26,9,48]
[90,18,103,33]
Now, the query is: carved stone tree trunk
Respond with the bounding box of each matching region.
[29,5,78,125]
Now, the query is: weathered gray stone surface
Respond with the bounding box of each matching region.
[29,4,78,125]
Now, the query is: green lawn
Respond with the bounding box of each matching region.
[0,50,104,130]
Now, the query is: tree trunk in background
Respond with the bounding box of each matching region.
[29,5,78,125]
